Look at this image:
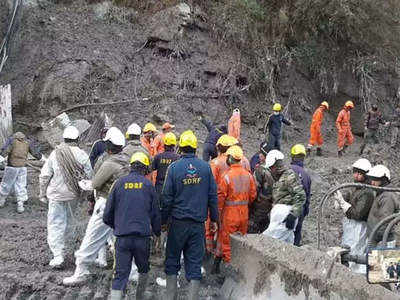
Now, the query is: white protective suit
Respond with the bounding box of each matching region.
[263,204,298,244]
[40,145,92,260]
[0,166,28,203]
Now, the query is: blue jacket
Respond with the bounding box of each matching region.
[152,150,181,187]
[103,170,161,237]
[291,161,311,217]
[267,113,291,136]
[250,152,261,173]
[201,118,225,146]
[161,153,218,224]
[89,140,107,168]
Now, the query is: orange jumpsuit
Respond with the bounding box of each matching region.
[216,164,256,262]
[206,154,230,254]
[336,108,354,150]
[140,136,153,155]
[228,112,241,140]
[308,106,325,147]
[152,133,165,156]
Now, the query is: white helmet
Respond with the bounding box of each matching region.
[352,158,372,173]
[367,164,391,181]
[103,127,126,147]
[265,150,284,168]
[126,123,142,136]
[63,126,79,140]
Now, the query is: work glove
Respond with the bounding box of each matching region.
[40,155,47,162]
[283,213,297,230]
[334,191,351,213]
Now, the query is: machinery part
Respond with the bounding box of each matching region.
[317,183,400,250]
[382,215,400,245]
[367,213,400,248]
[341,253,367,265]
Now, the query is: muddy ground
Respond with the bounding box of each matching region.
[1,0,400,299]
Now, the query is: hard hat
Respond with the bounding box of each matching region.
[217,134,238,147]
[103,127,126,147]
[126,123,142,137]
[163,132,177,146]
[265,150,284,168]
[143,123,157,133]
[233,108,240,114]
[345,100,354,108]
[226,145,243,160]
[130,152,150,166]
[162,122,175,130]
[179,130,197,149]
[291,144,306,156]
[273,103,282,111]
[63,126,80,140]
[367,165,391,181]
[321,101,329,110]
[352,158,372,173]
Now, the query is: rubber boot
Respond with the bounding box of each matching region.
[343,145,348,153]
[110,290,123,300]
[306,147,311,156]
[63,264,91,285]
[338,150,343,158]
[188,280,201,300]
[17,201,24,213]
[95,245,107,268]
[316,147,322,156]
[359,144,365,155]
[165,275,178,300]
[136,273,149,300]
[211,257,222,274]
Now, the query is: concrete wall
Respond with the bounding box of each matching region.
[221,234,398,300]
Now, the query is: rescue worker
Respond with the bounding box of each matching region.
[63,127,128,285]
[152,122,175,156]
[360,104,387,155]
[40,126,92,267]
[250,142,268,173]
[122,123,150,159]
[89,127,108,167]
[367,165,399,247]
[390,104,400,149]
[263,150,306,244]
[152,132,180,205]
[265,103,291,152]
[249,144,274,234]
[0,131,43,212]
[205,135,238,254]
[333,158,374,274]
[141,123,157,155]
[104,152,161,300]
[213,145,256,273]
[161,130,218,300]
[336,101,355,157]
[290,144,311,246]
[199,115,227,161]
[228,108,241,140]
[307,101,329,156]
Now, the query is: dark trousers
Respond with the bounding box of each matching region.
[267,133,281,152]
[112,235,150,291]
[165,218,205,281]
[294,215,305,246]
[202,143,217,162]
[155,184,163,209]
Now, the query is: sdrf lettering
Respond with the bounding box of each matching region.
[182,177,201,185]
[124,182,143,189]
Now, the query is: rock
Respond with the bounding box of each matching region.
[147,3,193,42]
[93,1,112,20]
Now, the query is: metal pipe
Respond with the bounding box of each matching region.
[367,213,400,249]
[317,183,400,250]
[342,253,367,265]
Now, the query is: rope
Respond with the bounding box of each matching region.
[317,183,400,250]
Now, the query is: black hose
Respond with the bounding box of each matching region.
[317,183,400,250]
[379,214,400,246]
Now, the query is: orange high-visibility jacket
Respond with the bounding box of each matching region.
[336,108,351,132]
[311,106,325,128]
[151,133,165,156]
[140,136,153,157]
[228,113,241,140]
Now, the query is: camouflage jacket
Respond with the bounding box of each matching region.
[254,164,275,204]
[272,167,306,217]
[344,187,375,222]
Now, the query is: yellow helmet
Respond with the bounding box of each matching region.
[291,144,306,156]
[130,152,150,166]
[345,100,354,108]
[273,103,282,112]
[143,123,157,133]
[321,101,329,110]
[226,145,243,160]
[217,134,238,147]
[163,132,177,146]
[179,130,197,149]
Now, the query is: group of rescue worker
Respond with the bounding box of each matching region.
[0,99,398,299]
